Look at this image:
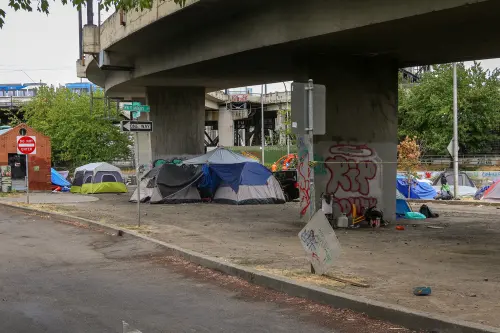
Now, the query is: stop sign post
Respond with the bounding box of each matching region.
[17,136,36,204]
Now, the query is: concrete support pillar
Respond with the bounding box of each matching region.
[218,104,234,146]
[298,57,398,220]
[146,86,205,160]
[276,109,286,145]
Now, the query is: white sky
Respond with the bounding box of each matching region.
[1,1,500,93]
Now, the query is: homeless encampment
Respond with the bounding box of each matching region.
[482,180,500,202]
[130,164,203,204]
[71,162,127,194]
[183,147,286,205]
[396,175,437,199]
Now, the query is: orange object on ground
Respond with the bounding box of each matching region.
[396,225,405,231]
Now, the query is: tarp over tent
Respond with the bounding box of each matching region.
[210,162,285,204]
[184,147,285,205]
[51,168,70,187]
[396,189,412,218]
[483,180,500,202]
[397,176,437,199]
[149,164,203,204]
[71,162,127,194]
[183,147,258,165]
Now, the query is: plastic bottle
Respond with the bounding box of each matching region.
[337,213,348,228]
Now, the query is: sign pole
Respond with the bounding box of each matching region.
[26,154,29,204]
[453,63,459,199]
[135,128,141,227]
[306,79,316,274]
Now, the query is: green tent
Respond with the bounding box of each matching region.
[71,162,127,194]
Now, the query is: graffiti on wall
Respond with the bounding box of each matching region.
[324,144,382,217]
[298,136,312,218]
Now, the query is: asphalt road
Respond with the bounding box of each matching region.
[0,206,408,333]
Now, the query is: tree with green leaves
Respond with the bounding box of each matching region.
[399,62,500,155]
[0,0,186,27]
[10,86,131,169]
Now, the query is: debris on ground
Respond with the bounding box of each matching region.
[413,287,432,296]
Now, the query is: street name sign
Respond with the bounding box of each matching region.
[123,102,150,113]
[120,121,153,132]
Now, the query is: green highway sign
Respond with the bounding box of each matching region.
[123,103,150,113]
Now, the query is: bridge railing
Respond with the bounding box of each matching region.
[0,96,33,108]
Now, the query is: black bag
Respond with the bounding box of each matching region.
[419,204,439,218]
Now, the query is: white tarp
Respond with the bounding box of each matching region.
[298,211,341,275]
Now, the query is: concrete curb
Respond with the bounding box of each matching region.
[408,199,500,207]
[2,202,499,333]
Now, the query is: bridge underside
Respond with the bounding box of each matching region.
[86,0,500,220]
[89,0,500,95]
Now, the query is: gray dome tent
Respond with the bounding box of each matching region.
[130,164,202,204]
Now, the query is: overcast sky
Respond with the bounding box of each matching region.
[1,1,500,93]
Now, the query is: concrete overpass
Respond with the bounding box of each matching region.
[79,0,500,219]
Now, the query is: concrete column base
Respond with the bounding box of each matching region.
[146,86,205,161]
[298,57,398,221]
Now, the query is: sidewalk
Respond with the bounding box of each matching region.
[7,193,500,328]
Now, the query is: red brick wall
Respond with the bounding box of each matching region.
[0,124,52,191]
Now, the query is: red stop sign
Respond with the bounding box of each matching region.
[17,136,36,155]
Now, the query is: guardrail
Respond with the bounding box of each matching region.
[0,96,33,108]
[420,155,500,166]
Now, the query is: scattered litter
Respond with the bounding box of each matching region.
[405,211,426,220]
[413,286,432,296]
[396,225,405,231]
[323,274,370,288]
[419,204,439,218]
[426,226,445,229]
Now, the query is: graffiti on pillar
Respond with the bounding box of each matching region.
[298,136,312,218]
[313,153,327,176]
[324,144,382,217]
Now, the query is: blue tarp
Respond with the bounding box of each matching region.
[206,162,271,192]
[396,199,412,218]
[397,176,437,199]
[51,168,71,187]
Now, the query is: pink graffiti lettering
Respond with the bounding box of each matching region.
[329,144,375,158]
[326,156,377,196]
[333,197,377,216]
[298,137,311,217]
[323,144,380,217]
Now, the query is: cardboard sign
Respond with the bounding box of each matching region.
[298,211,341,275]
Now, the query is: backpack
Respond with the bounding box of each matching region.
[419,204,439,218]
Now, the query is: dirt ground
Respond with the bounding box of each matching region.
[23,192,500,327]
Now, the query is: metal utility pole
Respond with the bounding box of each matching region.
[453,63,459,199]
[78,9,83,61]
[283,82,290,155]
[86,0,94,25]
[306,79,315,215]
[261,84,266,164]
